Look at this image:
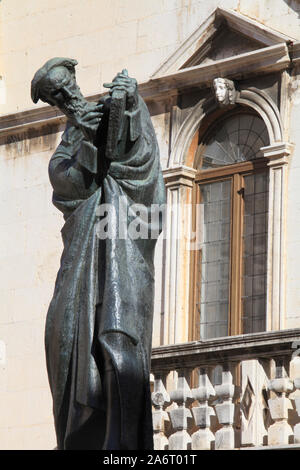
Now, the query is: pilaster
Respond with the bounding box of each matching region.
[162,166,197,345]
[261,143,294,331]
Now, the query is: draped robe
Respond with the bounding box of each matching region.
[45,94,166,449]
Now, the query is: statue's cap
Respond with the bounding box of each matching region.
[31,57,78,103]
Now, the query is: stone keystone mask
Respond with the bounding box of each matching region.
[213,77,237,106]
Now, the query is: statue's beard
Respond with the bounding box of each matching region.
[62,95,87,119]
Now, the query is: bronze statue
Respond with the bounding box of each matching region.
[31,58,166,450]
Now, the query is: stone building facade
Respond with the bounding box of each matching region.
[0,0,300,449]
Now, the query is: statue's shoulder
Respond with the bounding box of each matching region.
[61,121,85,147]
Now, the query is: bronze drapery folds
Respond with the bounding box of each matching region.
[31,59,166,450]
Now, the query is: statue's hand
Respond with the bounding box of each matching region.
[103,69,138,111]
[73,102,104,142]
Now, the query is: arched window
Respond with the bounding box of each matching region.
[191,111,270,340]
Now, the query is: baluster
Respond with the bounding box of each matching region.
[267,358,294,446]
[214,366,236,450]
[168,368,193,450]
[191,367,216,450]
[151,371,170,450]
[289,342,300,443]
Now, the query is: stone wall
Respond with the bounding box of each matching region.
[0,129,62,449]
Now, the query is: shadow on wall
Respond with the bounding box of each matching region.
[283,0,300,18]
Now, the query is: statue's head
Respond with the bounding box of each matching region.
[213,77,236,105]
[31,57,85,118]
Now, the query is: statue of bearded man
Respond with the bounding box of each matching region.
[31,58,166,450]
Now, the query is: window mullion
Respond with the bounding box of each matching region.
[230,173,244,335]
[189,182,201,341]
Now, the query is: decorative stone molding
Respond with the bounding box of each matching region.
[163,165,197,188]
[237,88,283,144]
[168,97,215,168]
[262,142,293,164]
[290,41,300,66]
[151,7,294,79]
[261,143,294,331]
[213,77,237,107]
[161,166,197,345]
[151,329,300,372]
[144,44,291,103]
[168,86,284,169]
[218,8,294,46]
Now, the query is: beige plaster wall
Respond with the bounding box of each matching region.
[0,0,299,450]
[0,130,63,449]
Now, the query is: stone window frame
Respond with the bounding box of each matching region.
[162,85,293,345]
[190,108,271,340]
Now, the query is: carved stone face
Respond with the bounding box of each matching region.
[213,78,228,104]
[213,78,237,106]
[39,66,85,118]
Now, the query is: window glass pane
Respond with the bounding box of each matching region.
[196,180,232,339]
[242,173,268,333]
[200,114,269,169]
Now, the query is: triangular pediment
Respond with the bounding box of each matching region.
[151,7,295,78]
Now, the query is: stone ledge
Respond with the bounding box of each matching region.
[0,43,293,138]
[151,329,300,372]
[240,443,300,450]
[163,165,197,187]
[290,41,300,65]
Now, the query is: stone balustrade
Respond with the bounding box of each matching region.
[150,329,300,450]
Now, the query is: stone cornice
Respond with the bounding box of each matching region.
[143,43,291,100]
[151,7,294,78]
[261,142,294,166]
[151,328,300,371]
[218,8,295,45]
[290,41,300,65]
[0,43,292,139]
[163,165,197,188]
[0,93,101,138]
[261,142,294,157]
